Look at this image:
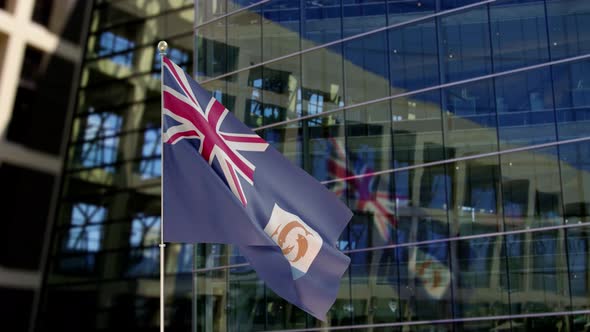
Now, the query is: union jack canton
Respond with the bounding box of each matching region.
[162,57,268,206]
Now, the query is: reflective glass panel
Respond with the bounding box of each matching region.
[344,31,390,105]
[495,68,556,149]
[302,47,344,115]
[490,0,550,72]
[501,147,563,230]
[389,19,439,93]
[439,6,492,82]
[553,59,590,140]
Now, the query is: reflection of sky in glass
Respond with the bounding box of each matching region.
[66,203,106,252]
[98,32,135,66]
[139,128,161,179]
[81,112,122,171]
[130,214,160,247]
[127,214,160,277]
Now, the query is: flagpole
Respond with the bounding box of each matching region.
[158,40,168,332]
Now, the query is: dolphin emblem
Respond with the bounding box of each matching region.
[271,221,313,263]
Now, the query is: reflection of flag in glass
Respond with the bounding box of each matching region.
[326,137,398,241]
[408,248,451,299]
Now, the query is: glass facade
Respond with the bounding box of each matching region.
[193,0,590,330]
[37,0,590,331]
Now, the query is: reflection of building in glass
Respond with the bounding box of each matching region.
[37,0,590,332]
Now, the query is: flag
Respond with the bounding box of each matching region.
[161,57,353,320]
[408,247,451,299]
[326,138,400,242]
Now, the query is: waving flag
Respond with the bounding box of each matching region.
[161,57,352,320]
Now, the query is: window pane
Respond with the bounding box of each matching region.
[262,55,302,125]
[490,0,550,72]
[225,67,263,126]
[505,230,570,317]
[392,90,444,167]
[452,236,510,319]
[262,0,301,61]
[553,58,590,140]
[566,227,590,310]
[559,141,590,224]
[227,6,262,71]
[196,21,228,80]
[389,19,439,93]
[448,156,503,237]
[547,0,590,60]
[439,6,492,82]
[501,147,563,231]
[343,0,386,38]
[346,102,395,245]
[196,0,225,25]
[302,47,344,115]
[302,0,342,46]
[388,0,435,25]
[345,31,390,105]
[495,68,556,149]
[442,78,498,158]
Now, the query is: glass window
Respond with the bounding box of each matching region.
[388,0,435,25]
[262,56,302,125]
[559,141,590,224]
[196,21,228,80]
[439,6,492,82]
[566,227,590,310]
[302,47,344,115]
[501,147,563,230]
[59,203,107,273]
[389,19,439,93]
[346,102,395,245]
[348,249,401,326]
[225,67,263,126]
[490,0,550,72]
[495,68,556,149]
[139,128,161,179]
[96,32,136,65]
[392,90,444,166]
[547,0,590,60]
[552,58,590,140]
[343,0,386,38]
[442,78,498,158]
[304,112,346,183]
[302,0,342,46]
[227,5,262,71]
[505,230,570,318]
[262,0,301,61]
[452,236,510,320]
[400,243,453,321]
[448,156,503,237]
[196,0,225,25]
[74,112,122,171]
[394,163,450,243]
[344,31,390,105]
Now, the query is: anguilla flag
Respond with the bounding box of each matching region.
[161,57,352,320]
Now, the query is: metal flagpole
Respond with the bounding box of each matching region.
[158,40,168,332]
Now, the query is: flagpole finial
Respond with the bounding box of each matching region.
[158,40,168,55]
